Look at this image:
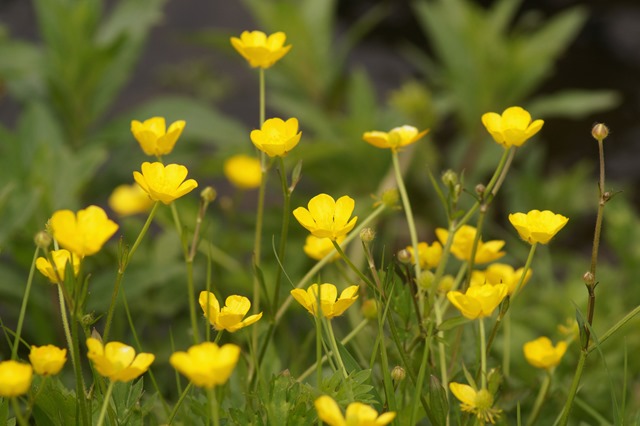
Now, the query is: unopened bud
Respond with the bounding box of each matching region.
[437,275,454,293]
[361,299,378,320]
[34,231,52,249]
[475,184,486,196]
[583,271,595,286]
[360,227,376,243]
[441,169,458,187]
[603,191,612,202]
[418,270,435,290]
[391,366,406,382]
[397,249,411,264]
[381,189,399,208]
[201,186,217,203]
[591,123,609,142]
[280,369,291,377]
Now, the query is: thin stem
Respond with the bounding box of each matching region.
[465,207,487,288]
[331,240,374,289]
[186,259,200,344]
[96,380,115,426]
[12,246,40,359]
[272,156,291,315]
[167,382,193,425]
[58,285,76,370]
[526,371,551,426]
[503,313,511,378]
[559,349,587,425]
[588,304,640,354]
[512,243,538,299]
[325,319,348,379]
[207,387,220,426]
[11,397,28,426]
[409,331,433,425]
[479,318,487,389]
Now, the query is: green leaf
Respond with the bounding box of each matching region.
[438,315,471,332]
[528,90,621,119]
[428,375,449,426]
[31,376,77,426]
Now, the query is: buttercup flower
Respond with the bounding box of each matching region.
[250,117,301,157]
[436,226,505,264]
[303,235,345,261]
[224,154,262,190]
[108,183,155,216]
[36,249,80,283]
[450,382,502,424]
[131,117,186,156]
[447,283,509,320]
[133,162,198,205]
[508,210,569,245]
[314,395,396,426]
[470,263,532,295]
[230,30,292,69]
[523,336,568,370]
[362,125,429,152]
[50,206,119,257]
[86,338,154,382]
[0,361,33,397]
[29,345,67,376]
[481,106,544,148]
[291,283,359,319]
[170,342,241,389]
[199,291,262,332]
[406,241,442,270]
[293,194,358,240]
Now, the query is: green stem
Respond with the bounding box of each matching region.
[409,329,434,425]
[325,319,348,379]
[186,259,200,344]
[207,387,220,426]
[167,382,193,425]
[559,349,587,425]
[272,156,291,315]
[11,246,40,359]
[479,318,487,389]
[58,285,76,370]
[331,240,374,289]
[96,380,115,426]
[588,304,640,354]
[512,243,538,299]
[526,371,551,426]
[71,274,89,426]
[465,207,487,288]
[503,313,511,378]
[11,397,28,426]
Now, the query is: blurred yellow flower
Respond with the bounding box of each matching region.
[447,283,508,320]
[108,183,155,216]
[199,291,262,332]
[133,162,198,205]
[223,154,262,190]
[303,235,344,261]
[0,360,32,397]
[436,225,505,264]
[314,395,396,426]
[170,342,241,389]
[449,382,502,424]
[230,30,292,69]
[36,249,80,284]
[481,106,543,148]
[362,125,429,152]
[50,206,119,257]
[508,210,569,245]
[470,263,532,295]
[250,117,301,157]
[86,338,154,382]
[406,241,442,270]
[291,283,359,319]
[29,345,67,376]
[131,117,185,156]
[523,336,568,370]
[293,194,358,241]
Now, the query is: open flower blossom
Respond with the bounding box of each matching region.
[199,291,262,332]
[86,338,154,382]
[303,235,345,261]
[230,30,292,69]
[291,283,359,319]
[29,345,67,376]
[0,360,33,397]
[436,225,505,264]
[50,206,119,257]
[362,125,429,152]
[314,395,396,426]
[133,162,198,205]
[470,263,532,295]
[293,194,358,241]
[450,382,502,424]
[481,106,543,148]
[108,183,155,216]
[36,249,80,284]
[523,336,568,370]
[170,342,241,389]
[250,117,301,157]
[508,210,569,245]
[406,241,442,270]
[447,283,509,320]
[224,154,262,190]
[131,117,186,157]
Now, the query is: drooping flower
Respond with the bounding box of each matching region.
[447,283,509,320]
[0,360,33,397]
[291,283,359,319]
[362,125,429,152]
[86,338,154,382]
[481,106,543,148]
[29,345,67,376]
[406,241,442,270]
[199,291,262,332]
[508,210,569,245]
[303,235,344,261]
[223,154,262,190]
[250,117,301,157]
[230,30,292,69]
[108,183,155,216]
[470,263,532,295]
[314,395,396,426]
[36,249,80,284]
[293,194,358,241]
[523,337,568,370]
[449,382,502,424]
[170,342,241,389]
[131,117,186,157]
[50,206,119,257]
[436,226,505,264]
[133,162,198,205]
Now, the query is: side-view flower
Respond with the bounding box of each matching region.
[199,291,262,332]
[291,283,359,319]
[230,30,292,69]
[481,106,544,148]
[293,194,358,241]
[50,206,119,257]
[131,116,186,157]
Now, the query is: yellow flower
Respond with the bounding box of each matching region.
[470,263,532,295]
[406,241,442,270]
[223,154,262,190]
[0,360,33,397]
[250,117,301,157]
[481,106,544,148]
[291,283,359,319]
[508,210,569,245]
[170,342,241,389]
[230,30,292,69]
[303,235,345,261]
[314,395,396,426]
[50,206,119,257]
[29,345,67,376]
[108,183,155,216]
[131,117,186,157]
[36,249,80,284]
[436,226,505,264]
[449,382,502,424]
[447,283,508,320]
[362,125,429,152]
[293,194,358,241]
[86,338,154,382]
[523,336,568,370]
[199,291,262,332]
[133,162,198,205]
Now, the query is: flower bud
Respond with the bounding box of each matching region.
[397,249,411,264]
[381,189,399,208]
[201,186,217,203]
[361,299,378,320]
[441,169,458,187]
[475,184,486,197]
[391,366,406,383]
[437,275,454,293]
[591,123,609,142]
[360,227,376,243]
[583,271,595,286]
[34,231,52,249]
[418,270,435,290]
